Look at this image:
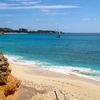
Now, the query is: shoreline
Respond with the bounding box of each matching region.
[5,54,100,82]
[10,64,100,86]
[10,64,100,100]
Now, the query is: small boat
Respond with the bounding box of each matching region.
[57,31,61,38]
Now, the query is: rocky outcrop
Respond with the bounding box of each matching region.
[0,52,20,100]
[0,52,11,85]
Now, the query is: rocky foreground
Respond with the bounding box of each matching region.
[0,52,20,100]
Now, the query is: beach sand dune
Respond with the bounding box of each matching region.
[10,64,100,100]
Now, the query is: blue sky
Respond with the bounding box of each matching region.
[0,0,100,33]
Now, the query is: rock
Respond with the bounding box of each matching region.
[4,75,21,97]
[0,52,11,85]
[0,75,21,100]
[0,52,21,99]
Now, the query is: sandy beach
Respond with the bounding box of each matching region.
[9,64,100,100]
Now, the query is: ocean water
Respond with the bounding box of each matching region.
[0,33,100,80]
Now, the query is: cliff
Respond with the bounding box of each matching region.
[0,52,20,100]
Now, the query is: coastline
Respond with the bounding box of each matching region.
[10,64,100,100]
[5,54,100,82]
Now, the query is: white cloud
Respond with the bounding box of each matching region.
[0,0,41,7]
[23,1,40,4]
[40,8,69,15]
[20,1,41,5]
[0,2,80,10]
[82,18,97,21]
[40,9,49,13]
[44,12,68,15]
[0,4,80,10]
[6,21,12,23]
[10,0,36,2]
[0,3,8,7]
[0,1,80,15]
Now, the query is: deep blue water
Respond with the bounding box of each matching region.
[0,33,100,80]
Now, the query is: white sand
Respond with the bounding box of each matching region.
[10,64,100,100]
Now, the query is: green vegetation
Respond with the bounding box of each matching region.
[0,28,64,34]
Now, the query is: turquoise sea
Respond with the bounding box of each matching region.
[0,33,100,80]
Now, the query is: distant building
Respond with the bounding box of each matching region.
[19,28,28,33]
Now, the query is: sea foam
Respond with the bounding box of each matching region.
[5,54,100,81]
